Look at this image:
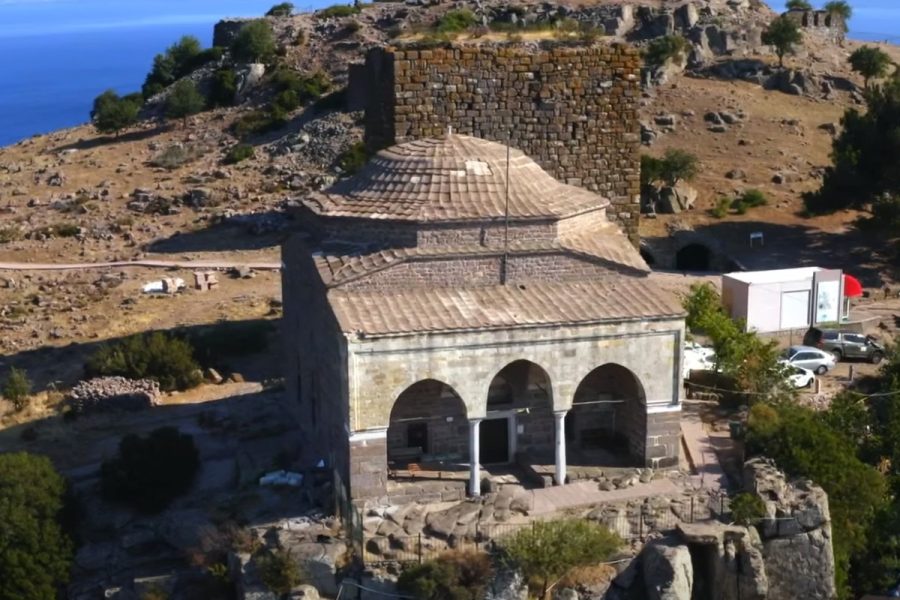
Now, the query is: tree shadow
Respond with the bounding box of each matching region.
[49,124,166,153]
[143,217,290,254]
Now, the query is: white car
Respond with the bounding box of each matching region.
[779,345,836,375]
[786,366,815,389]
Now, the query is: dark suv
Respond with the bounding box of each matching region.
[818,330,885,364]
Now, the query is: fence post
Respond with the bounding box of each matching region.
[418,533,423,565]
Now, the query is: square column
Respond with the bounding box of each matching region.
[554,410,567,486]
[469,418,482,497]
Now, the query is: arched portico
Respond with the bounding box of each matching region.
[567,363,647,466]
[387,379,469,465]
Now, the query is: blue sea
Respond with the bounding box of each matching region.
[0,0,897,148]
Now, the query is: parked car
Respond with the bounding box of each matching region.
[818,330,885,364]
[786,366,815,389]
[779,345,836,375]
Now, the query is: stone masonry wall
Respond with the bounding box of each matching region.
[363,43,642,245]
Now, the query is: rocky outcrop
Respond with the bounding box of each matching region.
[66,377,161,414]
[213,18,252,47]
[606,459,835,600]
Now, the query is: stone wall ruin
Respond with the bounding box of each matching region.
[360,43,642,246]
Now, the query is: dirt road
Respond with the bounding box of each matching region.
[0,259,281,271]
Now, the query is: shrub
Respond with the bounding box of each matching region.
[345,19,363,34]
[0,453,73,600]
[644,35,690,67]
[231,20,276,63]
[266,2,294,17]
[272,68,331,103]
[337,141,369,175]
[230,109,288,139]
[85,331,202,391]
[273,89,301,112]
[0,226,21,244]
[31,222,80,239]
[503,519,622,598]
[436,8,477,33]
[91,89,142,137]
[785,0,812,9]
[100,427,200,513]
[317,4,360,18]
[208,68,238,108]
[149,143,206,169]
[730,493,766,526]
[186,320,274,367]
[739,188,768,208]
[398,551,493,600]
[710,197,731,218]
[256,549,304,595]
[2,366,31,411]
[165,79,205,126]
[224,144,255,164]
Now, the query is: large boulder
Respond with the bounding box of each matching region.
[657,182,698,214]
[642,537,693,600]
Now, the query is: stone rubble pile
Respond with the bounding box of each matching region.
[66,376,162,414]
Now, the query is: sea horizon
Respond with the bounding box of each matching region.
[0,0,897,148]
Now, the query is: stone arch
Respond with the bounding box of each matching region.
[568,363,647,466]
[387,379,469,464]
[483,360,555,464]
[675,243,712,271]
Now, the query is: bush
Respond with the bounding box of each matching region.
[317,4,360,18]
[91,89,142,137]
[256,549,304,595]
[231,20,276,63]
[710,197,731,218]
[2,367,31,411]
[186,320,273,367]
[398,551,493,600]
[730,492,766,526]
[436,8,477,33]
[230,109,288,139]
[165,79,205,126]
[0,453,73,600]
[503,519,622,598]
[337,141,369,175]
[224,144,255,164]
[266,2,295,17]
[85,331,202,392]
[272,68,331,103]
[739,188,768,208]
[149,143,206,169]
[100,427,200,513]
[273,89,300,112]
[208,68,238,108]
[0,226,21,244]
[644,35,690,67]
[785,0,812,9]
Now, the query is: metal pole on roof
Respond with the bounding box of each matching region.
[502,131,511,285]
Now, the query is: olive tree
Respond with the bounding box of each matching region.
[165,79,205,127]
[849,46,894,88]
[231,20,276,63]
[762,15,803,68]
[91,90,141,137]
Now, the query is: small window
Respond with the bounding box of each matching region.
[845,334,866,344]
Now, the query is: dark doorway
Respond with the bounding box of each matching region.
[407,423,428,454]
[639,248,656,266]
[676,243,712,271]
[480,418,509,464]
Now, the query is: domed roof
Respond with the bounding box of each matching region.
[303,134,609,222]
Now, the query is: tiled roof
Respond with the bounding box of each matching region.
[302,134,608,222]
[313,227,649,288]
[328,278,684,336]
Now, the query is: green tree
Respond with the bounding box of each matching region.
[824,0,852,31]
[644,34,690,67]
[142,35,204,99]
[730,492,767,526]
[641,149,699,187]
[256,549,304,597]
[266,2,295,17]
[2,366,32,411]
[208,68,238,107]
[785,0,813,9]
[398,551,493,600]
[100,427,200,513]
[165,79,205,127]
[91,90,141,137]
[503,519,621,598]
[804,76,900,213]
[762,15,803,68]
[849,45,893,88]
[85,331,202,391]
[231,20,276,63]
[0,452,73,600]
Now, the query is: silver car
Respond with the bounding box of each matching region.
[780,345,836,375]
